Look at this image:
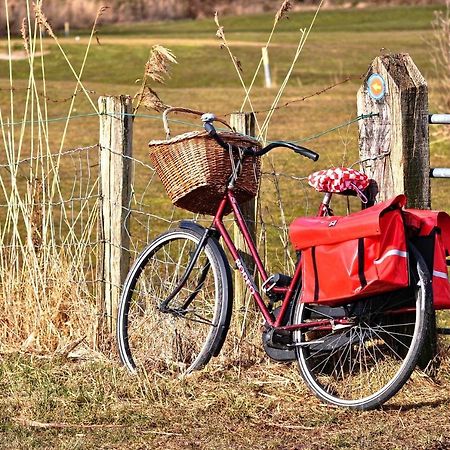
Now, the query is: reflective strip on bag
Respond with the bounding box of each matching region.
[374,249,408,265]
[433,270,449,280]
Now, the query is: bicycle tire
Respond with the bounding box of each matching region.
[117,227,232,375]
[292,243,432,410]
[415,305,439,375]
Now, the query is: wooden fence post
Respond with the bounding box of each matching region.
[358,54,438,371]
[98,95,133,336]
[357,53,430,209]
[230,112,257,308]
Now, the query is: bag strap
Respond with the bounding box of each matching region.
[311,247,320,302]
[357,238,368,289]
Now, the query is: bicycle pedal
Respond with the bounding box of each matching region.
[262,327,296,362]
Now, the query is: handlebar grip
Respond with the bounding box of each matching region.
[292,145,320,162]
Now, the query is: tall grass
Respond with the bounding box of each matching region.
[0,1,101,353]
[432,0,450,115]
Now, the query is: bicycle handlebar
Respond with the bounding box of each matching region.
[202,117,319,162]
[254,141,319,161]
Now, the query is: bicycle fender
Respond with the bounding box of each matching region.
[179,220,233,357]
[179,220,220,239]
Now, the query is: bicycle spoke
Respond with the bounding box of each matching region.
[118,230,226,375]
[366,325,415,341]
[366,324,408,360]
[295,252,429,409]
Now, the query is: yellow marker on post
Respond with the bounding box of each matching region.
[367,73,386,101]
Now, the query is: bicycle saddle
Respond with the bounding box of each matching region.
[308,167,370,196]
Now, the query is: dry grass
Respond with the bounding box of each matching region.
[432,0,450,114]
[0,253,98,353]
[1,348,450,449]
[214,0,325,143]
[133,45,176,113]
[2,5,450,447]
[0,1,102,353]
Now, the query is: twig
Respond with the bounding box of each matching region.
[214,12,262,136]
[265,422,323,431]
[57,336,87,358]
[240,0,293,112]
[13,418,127,429]
[260,0,326,141]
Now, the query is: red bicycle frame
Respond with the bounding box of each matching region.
[211,188,350,333]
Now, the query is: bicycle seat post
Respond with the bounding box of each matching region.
[318,192,333,216]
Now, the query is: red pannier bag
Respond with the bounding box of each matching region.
[289,195,409,306]
[403,209,450,310]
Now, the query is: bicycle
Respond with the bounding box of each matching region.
[116,109,434,411]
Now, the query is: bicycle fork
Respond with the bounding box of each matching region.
[158,227,215,314]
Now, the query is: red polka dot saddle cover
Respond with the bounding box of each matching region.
[308,167,370,196]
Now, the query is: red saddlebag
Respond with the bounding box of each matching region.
[289,195,409,306]
[404,209,450,310]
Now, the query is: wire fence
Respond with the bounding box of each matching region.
[0,117,217,353]
[0,143,99,353]
[0,0,427,361]
[0,105,375,355]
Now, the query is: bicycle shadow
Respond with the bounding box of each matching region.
[383,396,450,411]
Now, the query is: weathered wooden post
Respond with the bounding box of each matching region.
[357,53,430,209]
[98,95,133,336]
[358,54,437,372]
[230,112,257,320]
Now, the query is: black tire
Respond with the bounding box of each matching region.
[292,244,432,410]
[117,228,232,375]
[416,306,439,375]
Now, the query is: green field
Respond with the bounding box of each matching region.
[4,4,450,225]
[2,4,450,449]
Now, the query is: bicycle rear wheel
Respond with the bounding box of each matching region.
[117,228,232,375]
[293,244,432,410]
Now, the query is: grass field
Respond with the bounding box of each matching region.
[2,3,450,449]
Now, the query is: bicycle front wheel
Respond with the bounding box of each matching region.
[117,228,232,375]
[293,244,432,410]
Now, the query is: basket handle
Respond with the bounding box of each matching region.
[162,107,232,138]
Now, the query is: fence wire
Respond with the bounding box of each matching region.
[0,104,374,355]
[0,138,199,353]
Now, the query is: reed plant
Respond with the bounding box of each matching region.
[0,1,102,353]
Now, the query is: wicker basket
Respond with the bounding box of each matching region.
[149,108,262,215]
